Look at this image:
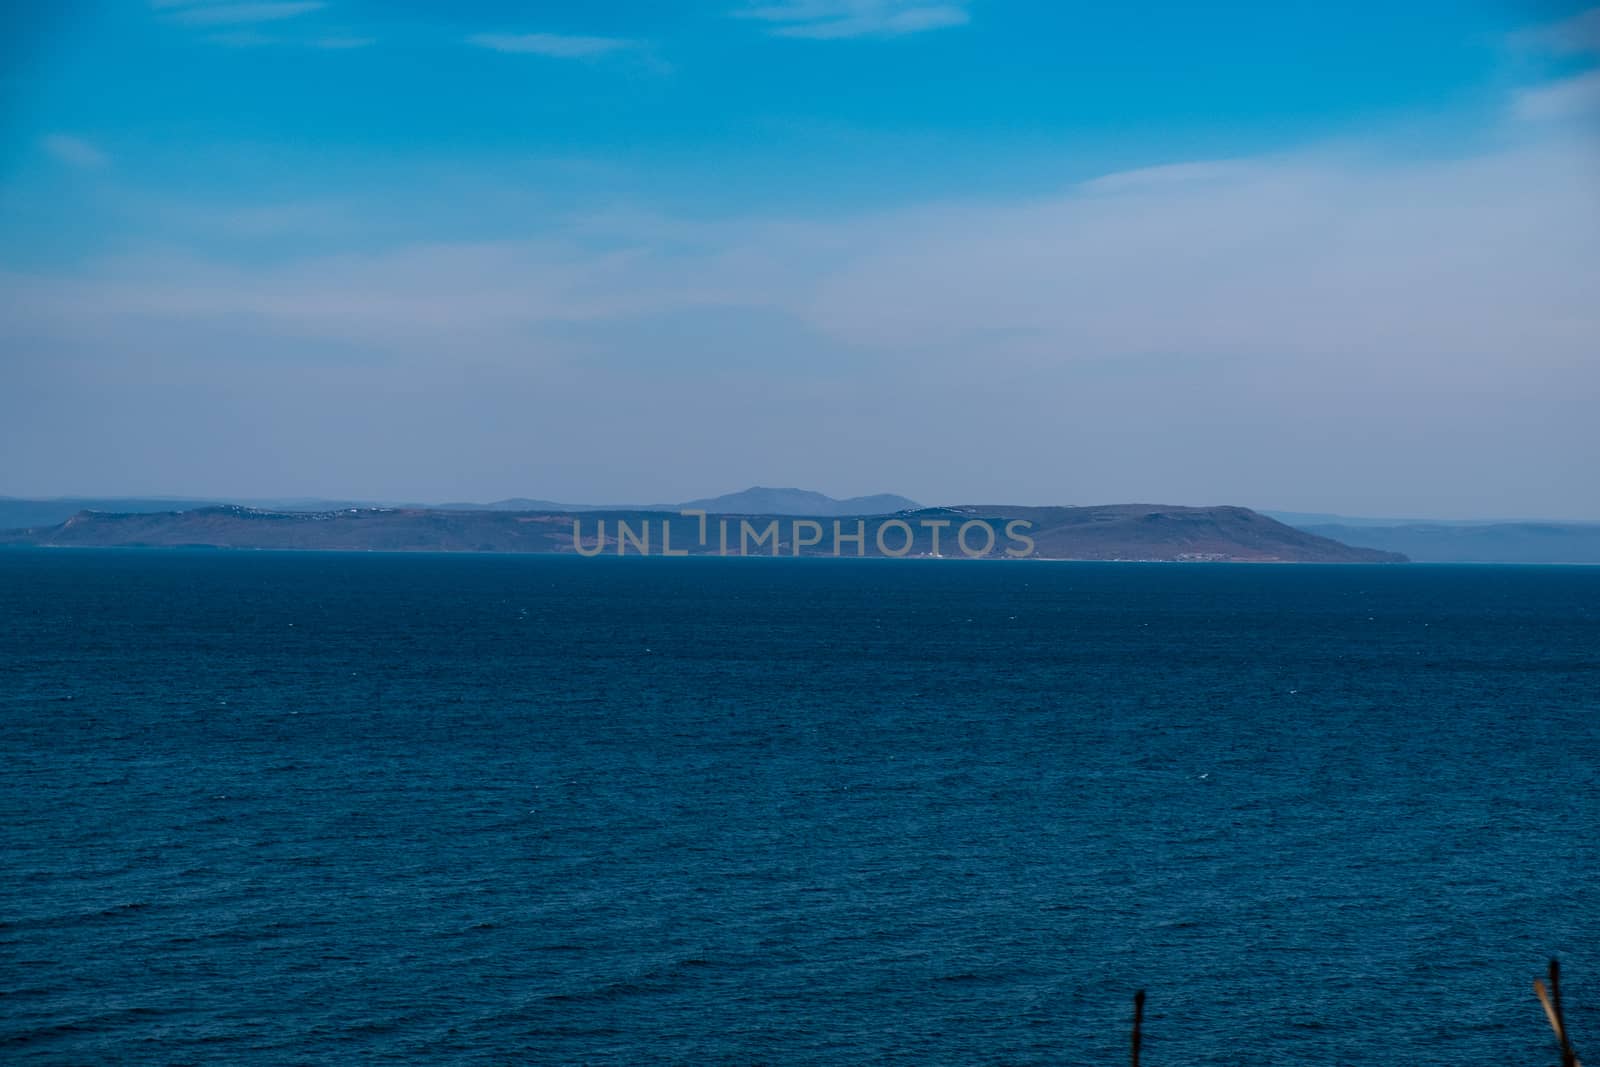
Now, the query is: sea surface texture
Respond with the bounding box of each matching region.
[2,551,1597,1065]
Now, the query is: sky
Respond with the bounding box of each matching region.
[1,1,1597,518]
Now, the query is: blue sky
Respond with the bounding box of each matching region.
[2,1,1598,516]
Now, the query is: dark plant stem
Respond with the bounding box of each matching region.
[1131,989,1145,1067]
[1551,959,1579,1067]
[1536,959,1582,1067]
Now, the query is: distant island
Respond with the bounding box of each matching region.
[1,494,1405,563]
[14,488,1600,561]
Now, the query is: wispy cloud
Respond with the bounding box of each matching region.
[312,36,375,50]
[467,33,636,59]
[204,29,276,47]
[1514,69,1600,120]
[41,134,108,169]
[1506,8,1600,122]
[191,30,375,49]
[155,2,372,50]
[155,1,326,27]
[1079,160,1254,195]
[1515,6,1600,55]
[735,0,970,39]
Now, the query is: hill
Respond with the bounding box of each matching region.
[989,504,1403,562]
[677,487,921,516]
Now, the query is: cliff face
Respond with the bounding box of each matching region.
[4,503,1406,562]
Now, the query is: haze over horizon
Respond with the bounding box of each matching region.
[3,2,1598,519]
[3,486,1600,526]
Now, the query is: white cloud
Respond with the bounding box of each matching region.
[777,142,1599,384]
[41,134,108,169]
[736,0,969,40]
[467,33,635,59]
[157,1,326,26]
[1514,69,1600,120]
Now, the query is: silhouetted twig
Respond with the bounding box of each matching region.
[1131,989,1145,1067]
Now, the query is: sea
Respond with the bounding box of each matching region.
[1,550,1596,1065]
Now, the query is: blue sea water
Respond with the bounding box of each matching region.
[1,550,1597,1065]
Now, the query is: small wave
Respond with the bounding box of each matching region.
[93,901,152,919]
[0,1006,169,1048]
